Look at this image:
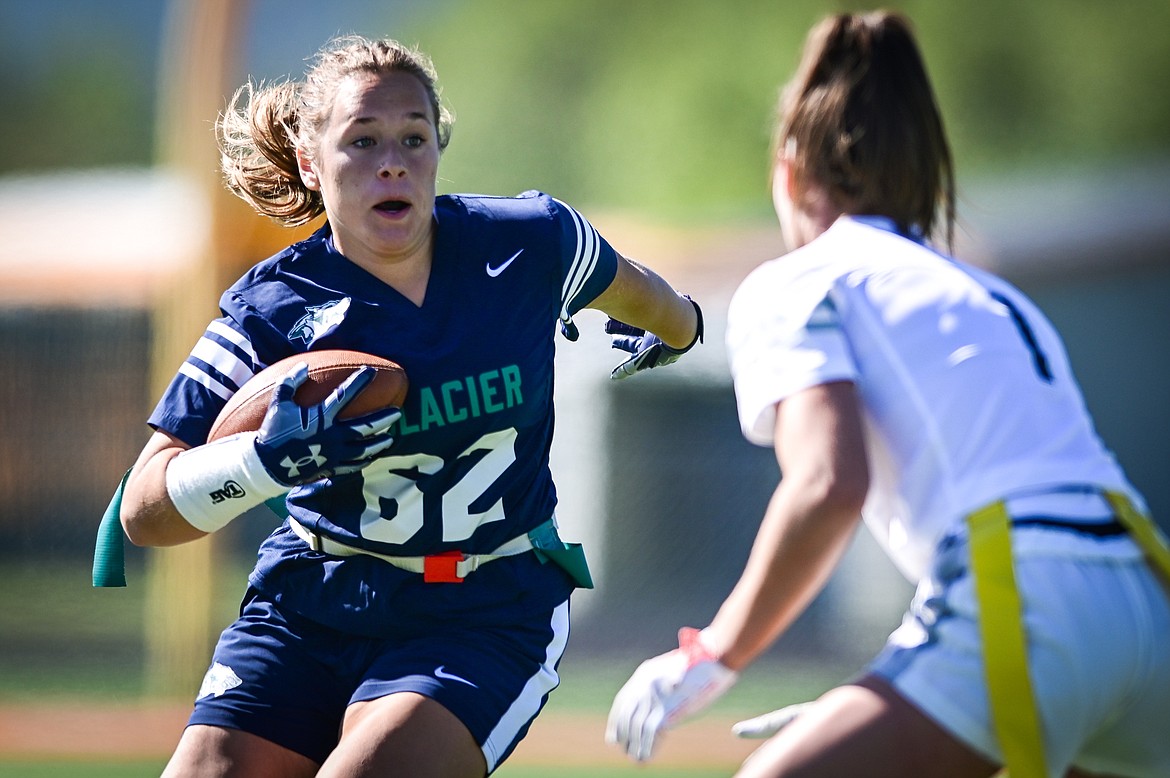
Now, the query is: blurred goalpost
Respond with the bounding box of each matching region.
[145,0,312,696]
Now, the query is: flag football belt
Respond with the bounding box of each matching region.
[290,517,540,583]
[967,488,1170,778]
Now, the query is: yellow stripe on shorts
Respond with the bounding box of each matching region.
[967,501,1048,778]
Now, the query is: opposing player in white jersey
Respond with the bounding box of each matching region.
[115,36,702,778]
[606,12,1170,778]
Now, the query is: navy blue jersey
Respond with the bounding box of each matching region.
[148,192,616,632]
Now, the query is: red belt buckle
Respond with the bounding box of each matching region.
[424,550,465,583]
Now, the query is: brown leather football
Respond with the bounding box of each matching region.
[207,350,409,441]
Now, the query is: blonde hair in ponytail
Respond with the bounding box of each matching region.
[216,35,452,227]
[218,80,319,225]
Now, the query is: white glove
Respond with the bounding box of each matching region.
[606,627,738,762]
[731,702,814,738]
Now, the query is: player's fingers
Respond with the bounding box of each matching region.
[330,433,398,476]
[272,362,310,403]
[623,692,648,760]
[607,680,648,753]
[629,697,664,762]
[604,713,623,748]
[353,432,398,461]
[604,318,644,337]
[608,697,637,756]
[346,407,402,436]
[606,689,633,747]
[613,348,658,379]
[731,702,813,739]
[609,353,644,380]
[609,334,643,354]
[322,366,376,419]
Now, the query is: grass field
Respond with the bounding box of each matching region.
[0,659,840,777]
[0,560,858,777]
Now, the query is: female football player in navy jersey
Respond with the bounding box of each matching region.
[606,11,1170,778]
[117,35,702,777]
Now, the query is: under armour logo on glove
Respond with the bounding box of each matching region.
[279,445,327,479]
[253,363,402,487]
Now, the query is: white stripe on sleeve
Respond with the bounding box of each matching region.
[178,361,235,401]
[185,321,259,400]
[556,200,601,322]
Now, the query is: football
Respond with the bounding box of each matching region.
[207,350,409,441]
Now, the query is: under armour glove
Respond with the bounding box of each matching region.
[165,363,401,534]
[606,627,738,762]
[254,362,401,487]
[606,295,703,380]
[731,702,814,739]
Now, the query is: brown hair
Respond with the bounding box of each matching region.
[775,11,955,247]
[217,35,453,226]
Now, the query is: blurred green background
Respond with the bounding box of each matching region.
[1,1,1168,774]
[3,1,1169,212]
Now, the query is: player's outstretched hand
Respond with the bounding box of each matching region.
[607,296,703,380]
[606,627,737,762]
[731,702,814,739]
[254,363,401,487]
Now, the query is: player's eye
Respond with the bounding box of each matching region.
[403,134,426,148]
[352,136,376,149]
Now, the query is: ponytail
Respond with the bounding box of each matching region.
[217,80,324,226]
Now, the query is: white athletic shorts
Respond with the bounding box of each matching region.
[870,527,1170,778]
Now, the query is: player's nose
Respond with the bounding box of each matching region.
[378,151,406,178]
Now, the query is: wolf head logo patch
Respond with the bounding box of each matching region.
[288,297,352,345]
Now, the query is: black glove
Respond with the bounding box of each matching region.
[606,295,703,380]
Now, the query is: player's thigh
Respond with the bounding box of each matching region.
[734,675,999,778]
[162,724,319,778]
[1050,556,1170,777]
[317,692,486,778]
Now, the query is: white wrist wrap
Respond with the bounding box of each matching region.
[165,432,287,534]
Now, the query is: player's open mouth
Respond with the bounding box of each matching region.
[375,200,410,214]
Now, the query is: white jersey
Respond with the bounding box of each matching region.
[727,216,1139,580]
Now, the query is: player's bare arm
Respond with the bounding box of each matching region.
[120,430,206,547]
[121,362,399,549]
[705,380,869,670]
[607,380,869,762]
[589,253,699,349]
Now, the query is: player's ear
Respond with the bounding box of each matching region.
[296,145,320,191]
[771,157,794,219]
[775,155,795,200]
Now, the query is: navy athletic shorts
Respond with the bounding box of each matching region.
[187,571,572,772]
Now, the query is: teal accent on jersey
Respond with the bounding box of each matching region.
[529,519,594,589]
[396,364,523,436]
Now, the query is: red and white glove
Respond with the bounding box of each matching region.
[606,627,738,762]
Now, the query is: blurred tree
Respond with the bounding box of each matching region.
[421,0,1170,221]
[908,0,1170,170]
[422,0,818,221]
[0,8,156,173]
[1,0,1168,221]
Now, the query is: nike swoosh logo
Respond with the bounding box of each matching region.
[486,249,524,277]
[434,666,478,688]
